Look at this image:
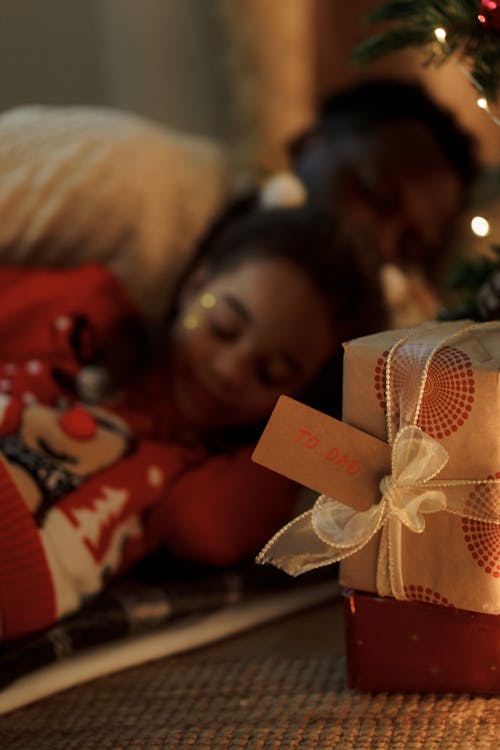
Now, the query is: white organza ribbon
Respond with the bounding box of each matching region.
[257,425,449,592]
[313,426,448,598]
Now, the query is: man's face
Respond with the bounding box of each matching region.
[294,119,463,280]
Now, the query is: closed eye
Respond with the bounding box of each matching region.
[210,320,240,341]
[399,227,427,263]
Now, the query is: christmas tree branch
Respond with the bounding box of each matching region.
[351,0,500,102]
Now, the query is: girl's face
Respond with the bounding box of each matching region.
[168,257,338,436]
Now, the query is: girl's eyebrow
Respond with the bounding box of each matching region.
[222,293,251,321]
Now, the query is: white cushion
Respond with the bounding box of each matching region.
[0,106,230,318]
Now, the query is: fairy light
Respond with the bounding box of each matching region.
[433,24,500,126]
[475,95,500,124]
[471,216,491,237]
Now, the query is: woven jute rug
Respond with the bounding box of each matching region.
[1,651,498,750]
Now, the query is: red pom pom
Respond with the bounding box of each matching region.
[59,406,97,440]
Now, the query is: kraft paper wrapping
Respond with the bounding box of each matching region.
[340,320,500,614]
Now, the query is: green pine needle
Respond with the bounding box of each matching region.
[351,0,500,102]
[440,246,500,321]
[353,28,433,66]
[365,1,421,24]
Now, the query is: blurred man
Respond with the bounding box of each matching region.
[287,79,479,326]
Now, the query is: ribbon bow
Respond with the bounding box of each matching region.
[315,425,447,544]
[257,425,449,597]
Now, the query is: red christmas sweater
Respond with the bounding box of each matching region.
[0,264,298,641]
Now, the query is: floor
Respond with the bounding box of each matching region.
[186,596,345,662]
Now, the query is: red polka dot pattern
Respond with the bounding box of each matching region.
[374,349,391,411]
[463,472,500,578]
[373,345,474,438]
[403,585,455,607]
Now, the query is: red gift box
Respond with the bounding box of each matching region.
[344,590,500,695]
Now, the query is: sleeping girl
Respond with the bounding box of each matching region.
[0,204,385,640]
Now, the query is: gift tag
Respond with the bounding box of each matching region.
[252,395,391,511]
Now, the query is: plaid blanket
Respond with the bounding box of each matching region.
[0,552,336,692]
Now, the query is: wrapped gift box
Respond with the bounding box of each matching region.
[344,590,500,695]
[340,320,500,615]
[254,320,500,693]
